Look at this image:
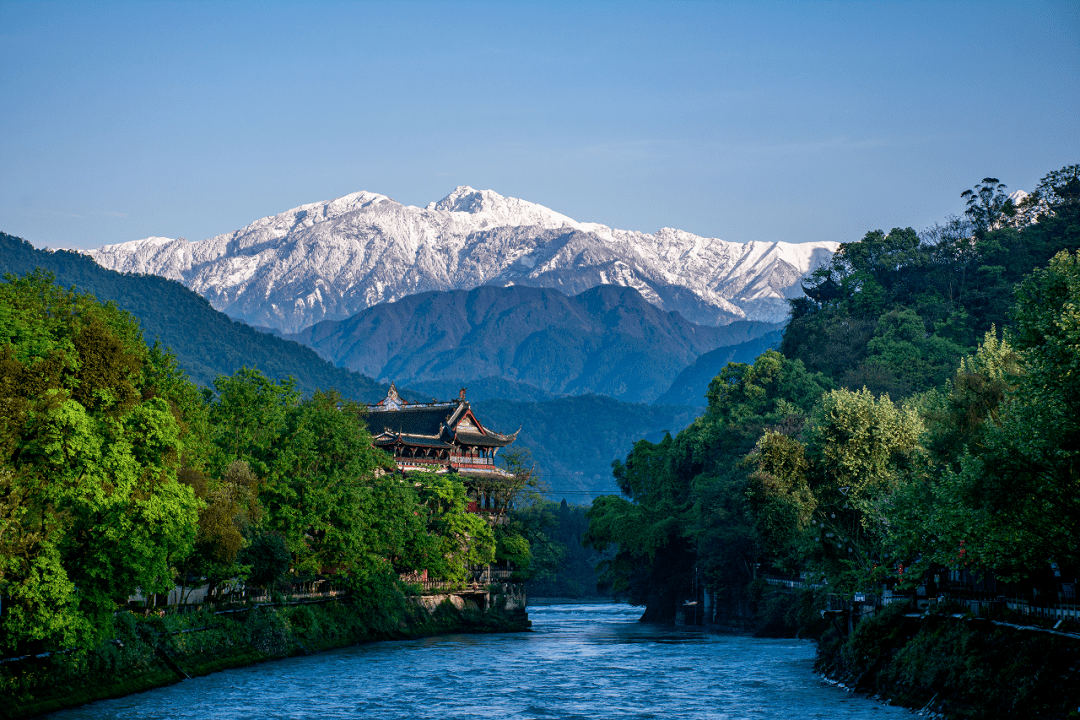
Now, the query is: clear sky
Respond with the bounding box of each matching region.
[2,0,1077,251]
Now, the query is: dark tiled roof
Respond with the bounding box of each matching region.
[455,429,518,448]
[364,404,457,438]
[365,391,517,451]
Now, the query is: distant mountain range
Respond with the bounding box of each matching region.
[84,186,838,334]
[14,187,837,493]
[287,283,780,404]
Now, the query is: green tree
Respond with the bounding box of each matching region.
[207,367,298,477]
[886,251,1079,581]
[587,351,832,619]
[747,387,924,590]
[411,472,496,582]
[177,460,260,600]
[960,251,1080,574]
[261,389,393,575]
[0,272,200,652]
[962,177,1017,233]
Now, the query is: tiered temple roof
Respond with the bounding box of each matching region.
[364,384,518,477]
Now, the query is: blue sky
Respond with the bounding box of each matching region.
[2,0,1077,250]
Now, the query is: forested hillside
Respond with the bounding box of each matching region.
[0,233,388,400]
[474,395,700,496]
[585,165,1080,629]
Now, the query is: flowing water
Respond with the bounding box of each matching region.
[48,603,909,719]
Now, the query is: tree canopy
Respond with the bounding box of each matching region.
[587,164,1080,620]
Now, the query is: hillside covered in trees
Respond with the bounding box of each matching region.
[585,164,1080,621]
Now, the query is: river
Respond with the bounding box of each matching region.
[47,603,909,719]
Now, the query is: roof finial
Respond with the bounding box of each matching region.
[379,382,403,410]
[458,387,467,401]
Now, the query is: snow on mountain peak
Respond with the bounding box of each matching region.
[434,185,490,213]
[84,187,839,333]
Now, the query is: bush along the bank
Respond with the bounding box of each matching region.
[0,576,527,720]
[745,581,831,639]
[816,601,1080,720]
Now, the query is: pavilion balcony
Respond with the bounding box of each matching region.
[450,455,497,466]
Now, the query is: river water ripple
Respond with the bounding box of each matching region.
[48,603,909,719]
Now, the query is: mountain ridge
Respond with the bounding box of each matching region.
[286,283,781,404]
[0,232,389,400]
[85,186,838,333]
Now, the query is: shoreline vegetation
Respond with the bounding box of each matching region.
[738,585,1080,719]
[584,166,1080,719]
[813,600,1079,719]
[0,584,530,720]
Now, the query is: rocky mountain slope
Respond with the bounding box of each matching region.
[287,283,781,404]
[85,187,838,333]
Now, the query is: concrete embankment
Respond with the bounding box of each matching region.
[0,586,530,719]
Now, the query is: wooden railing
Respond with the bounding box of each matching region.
[414,579,483,593]
[405,569,516,594]
[759,573,826,590]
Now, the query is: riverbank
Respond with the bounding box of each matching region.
[813,600,1080,720]
[0,582,530,719]
[692,583,1079,718]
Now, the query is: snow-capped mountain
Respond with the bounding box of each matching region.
[86,187,839,334]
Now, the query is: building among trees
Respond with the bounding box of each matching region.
[365,384,520,517]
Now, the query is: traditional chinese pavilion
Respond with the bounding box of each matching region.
[364,384,518,479]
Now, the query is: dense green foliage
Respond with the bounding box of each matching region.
[586,164,1080,624]
[817,601,1080,720]
[783,169,1078,398]
[584,350,833,619]
[0,273,504,656]
[0,271,202,651]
